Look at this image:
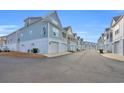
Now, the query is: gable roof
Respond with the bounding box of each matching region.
[73,33,77,37]
[77,36,80,40]
[63,26,75,37]
[23,11,63,29]
[105,28,110,31]
[63,26,71,31]
[111,15,122,26]
[46,11,62,28]
[24,17,42,22]
[113,16,121,22]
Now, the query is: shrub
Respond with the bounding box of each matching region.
[31,48,39,53]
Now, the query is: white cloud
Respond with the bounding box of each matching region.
[0,25,19,36]
[77,31,87,34]
[76,30,100,43]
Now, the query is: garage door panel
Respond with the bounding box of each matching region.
[49,42,59,54]
[60,43,67,52]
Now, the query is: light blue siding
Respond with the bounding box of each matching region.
[49,23,62,39]
[18,21,48,42]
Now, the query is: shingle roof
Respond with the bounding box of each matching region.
[113,16,121,22]
[105,28,110,31]
[24,17,42,22]
[77,36,80,40]
[73,33,77,36]
[63,26,71,31]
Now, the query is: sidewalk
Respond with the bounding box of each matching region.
[101,53,124,62]
[44,52,71,57]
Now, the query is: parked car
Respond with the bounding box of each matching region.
[0,46,10,52]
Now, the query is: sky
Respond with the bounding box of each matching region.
[0,10,123,43]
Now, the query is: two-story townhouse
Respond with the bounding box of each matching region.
[77,36,81,51]
[104,28,113,53]
[97,37,102,50]
[5,11,68,54]
[83,41,91,50]
[103,30,107,51]
[97,33,105,50]
[63,26,77,52]
[80,38,84,50]
[111,15,124,55]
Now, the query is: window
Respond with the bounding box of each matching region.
[52,27,59,37]
[53,32,56,36]
[115,29,119,35]
[17,38,20,42]
[62,33,66,38]
[42,27,47,37]
[107,34,109,39]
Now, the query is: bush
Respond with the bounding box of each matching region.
[31,48,39,53]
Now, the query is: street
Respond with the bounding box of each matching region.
[0,50,124,83]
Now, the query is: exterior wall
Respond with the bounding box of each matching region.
[19,38,48,54]
[6,32,18,45]
[18,21,48,42]
[48,23,62,39]
[48,23,67,54]
[6,21,49,53]
[6,43,17,51]
[48,38,67,54]
[6,32,18,51]
[112,17,124,55]
[68,42,77,51]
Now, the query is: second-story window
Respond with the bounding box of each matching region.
[107,34,109,39]
[42,27,47,37]
[52,27,59,38]
[115,29,119,35]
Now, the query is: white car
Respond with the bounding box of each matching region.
[0,46,10,52]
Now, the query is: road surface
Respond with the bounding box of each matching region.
[0,50,124,83]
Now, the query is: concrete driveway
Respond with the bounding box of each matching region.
[0,50,124,83]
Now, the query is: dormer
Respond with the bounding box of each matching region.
[111,16,121,26]
[64,26,74,37]
[73,33,77,38]
[77,36,80,40]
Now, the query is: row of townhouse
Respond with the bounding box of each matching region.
[97,13,124,56]
[83,41,97,50]
[0,11,85,54]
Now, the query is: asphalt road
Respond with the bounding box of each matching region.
[0,50,124,83]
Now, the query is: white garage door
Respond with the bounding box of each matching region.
[114,41,120,54]
[60,43,67,52]
[49,42,59,54]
